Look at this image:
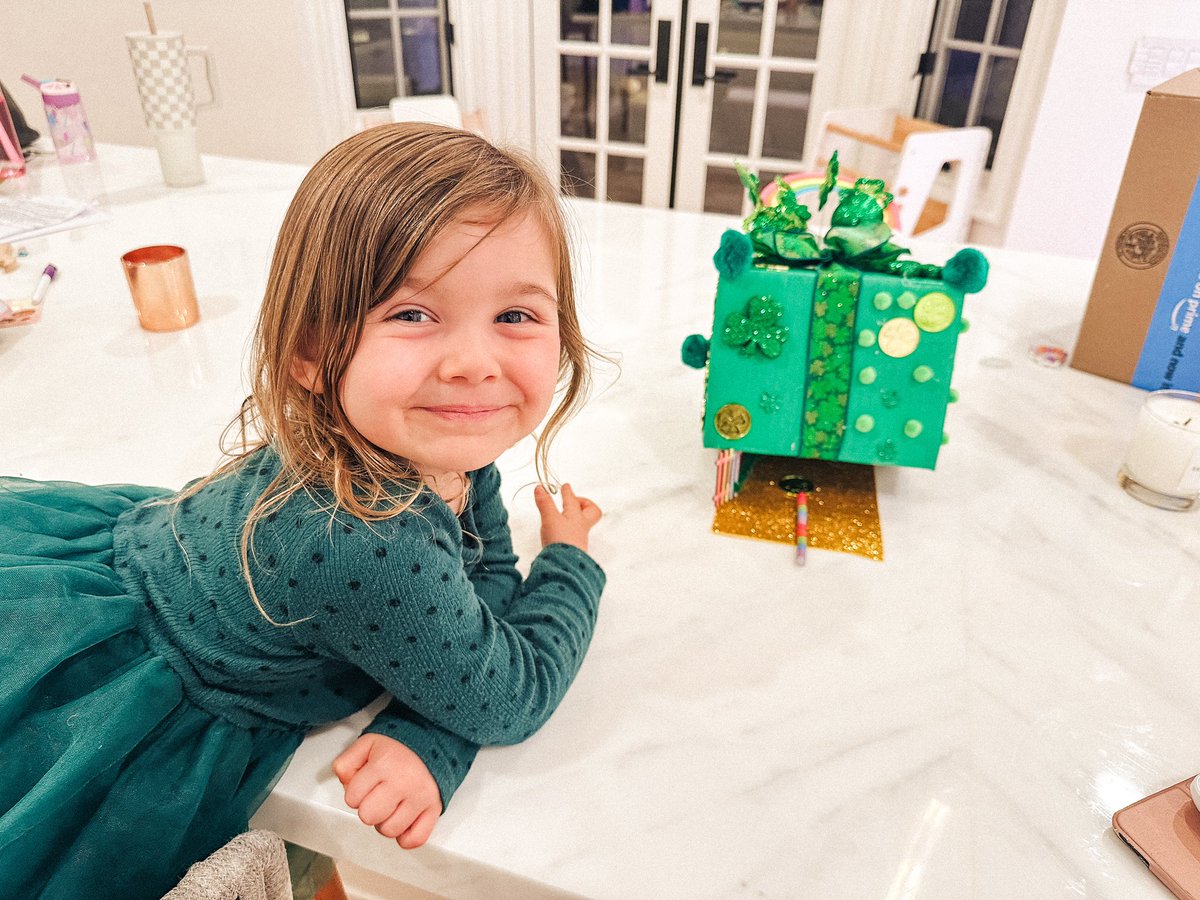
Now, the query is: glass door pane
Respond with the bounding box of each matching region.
[561,55,599,139]
[953,0,991,41]
[761,70,813,159]
[771,1,822,60]
[349,20,399,107]
[707,70,757,156]
[609,58,650,144]
[717,0,762,54]
[997,0,1034,47]
[934,50,981,127]
[534,0,678,207]
[401,17,444,94]
[978,55,1018,165]
[611,1,653,45]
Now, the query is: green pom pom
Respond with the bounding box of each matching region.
[681,334,710,369]
[942,248,989,294]
[713,230,754,280]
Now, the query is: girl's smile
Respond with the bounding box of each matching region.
[323,210,562,482]
[418,405,507,419]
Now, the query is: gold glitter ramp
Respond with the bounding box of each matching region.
[712,455,884,561]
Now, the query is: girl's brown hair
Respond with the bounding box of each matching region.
[177,123,594,619]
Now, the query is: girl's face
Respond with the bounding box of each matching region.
[332,211,562,481]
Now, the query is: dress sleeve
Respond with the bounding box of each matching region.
[300,492,605,750]
[360,467,598,806]
[461,465,524,615]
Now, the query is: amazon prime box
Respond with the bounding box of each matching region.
[1073,68,1200,391]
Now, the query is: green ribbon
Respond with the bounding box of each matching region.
[799,263,858,459]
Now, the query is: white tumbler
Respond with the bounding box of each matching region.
[125,30,218,187]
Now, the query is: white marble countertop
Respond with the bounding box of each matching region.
[3,146,1198,900]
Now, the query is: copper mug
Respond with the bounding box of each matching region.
[120,245,200,332]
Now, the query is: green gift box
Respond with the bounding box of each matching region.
[684,158,989,471]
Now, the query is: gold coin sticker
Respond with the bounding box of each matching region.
[877,317,921,358]
[913,292,957,332]
[714,403,752,440]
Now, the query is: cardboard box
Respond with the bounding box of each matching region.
[1073,69,1200,391]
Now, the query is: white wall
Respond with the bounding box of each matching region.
[0,0,337,165]
[1003,0,1200,258]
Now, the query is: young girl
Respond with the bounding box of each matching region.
[0,123,604,899]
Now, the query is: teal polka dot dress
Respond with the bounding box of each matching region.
[0,450,604,898]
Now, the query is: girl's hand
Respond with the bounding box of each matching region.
[332,733,442,849]
[534,483,602,552]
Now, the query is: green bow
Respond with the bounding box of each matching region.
[735,156,942,280]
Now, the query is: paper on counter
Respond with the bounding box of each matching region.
[0,195,110,243]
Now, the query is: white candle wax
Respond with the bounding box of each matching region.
[1122,391,1200,497]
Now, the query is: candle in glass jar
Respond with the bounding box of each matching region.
[1120,390,1200,509]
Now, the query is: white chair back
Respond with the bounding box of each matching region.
[813,106,991,242]
[387,94,464,129]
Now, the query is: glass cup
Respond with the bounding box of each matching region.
[1118,389,1200,511]
[120,245,201,332]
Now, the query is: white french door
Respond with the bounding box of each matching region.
[533,0,846,215]
[532,0,681,207]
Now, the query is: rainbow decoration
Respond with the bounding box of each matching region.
[759,171,901,230]
[713,449,743,508]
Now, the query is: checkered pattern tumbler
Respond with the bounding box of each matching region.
[125,30,217,187]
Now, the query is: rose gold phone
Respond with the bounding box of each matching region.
[1113,777,1200,900]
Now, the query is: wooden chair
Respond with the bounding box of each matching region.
[812,107,991,242]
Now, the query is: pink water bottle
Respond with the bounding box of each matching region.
[33,79,97,164]
[0,91,25,180]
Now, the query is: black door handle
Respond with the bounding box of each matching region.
[629,20,673,84]
[691,22,737,87]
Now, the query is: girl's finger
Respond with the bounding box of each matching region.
[533,484,558,514]
[578,498,602,524]
[355,781,404,827]
[342,763,386,810]
[560,483,577,510]
[375,799,418,839]
[332,737,373,785]
[398,806,440,850]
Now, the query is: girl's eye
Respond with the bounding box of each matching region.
[496,309,533,324]
[390,308,430,323]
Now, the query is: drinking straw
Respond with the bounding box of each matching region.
[794,488,808,567]
[20,75,44,89]
[779,474,813,567]
[144,1,158,34]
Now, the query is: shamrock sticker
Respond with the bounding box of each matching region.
[723,295,789,359]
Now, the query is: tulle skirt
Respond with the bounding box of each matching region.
[0,478,301,899]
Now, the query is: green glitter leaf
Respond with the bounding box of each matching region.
[736,160,763,208]
[818,150,839,211]
[721,295,790,359]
